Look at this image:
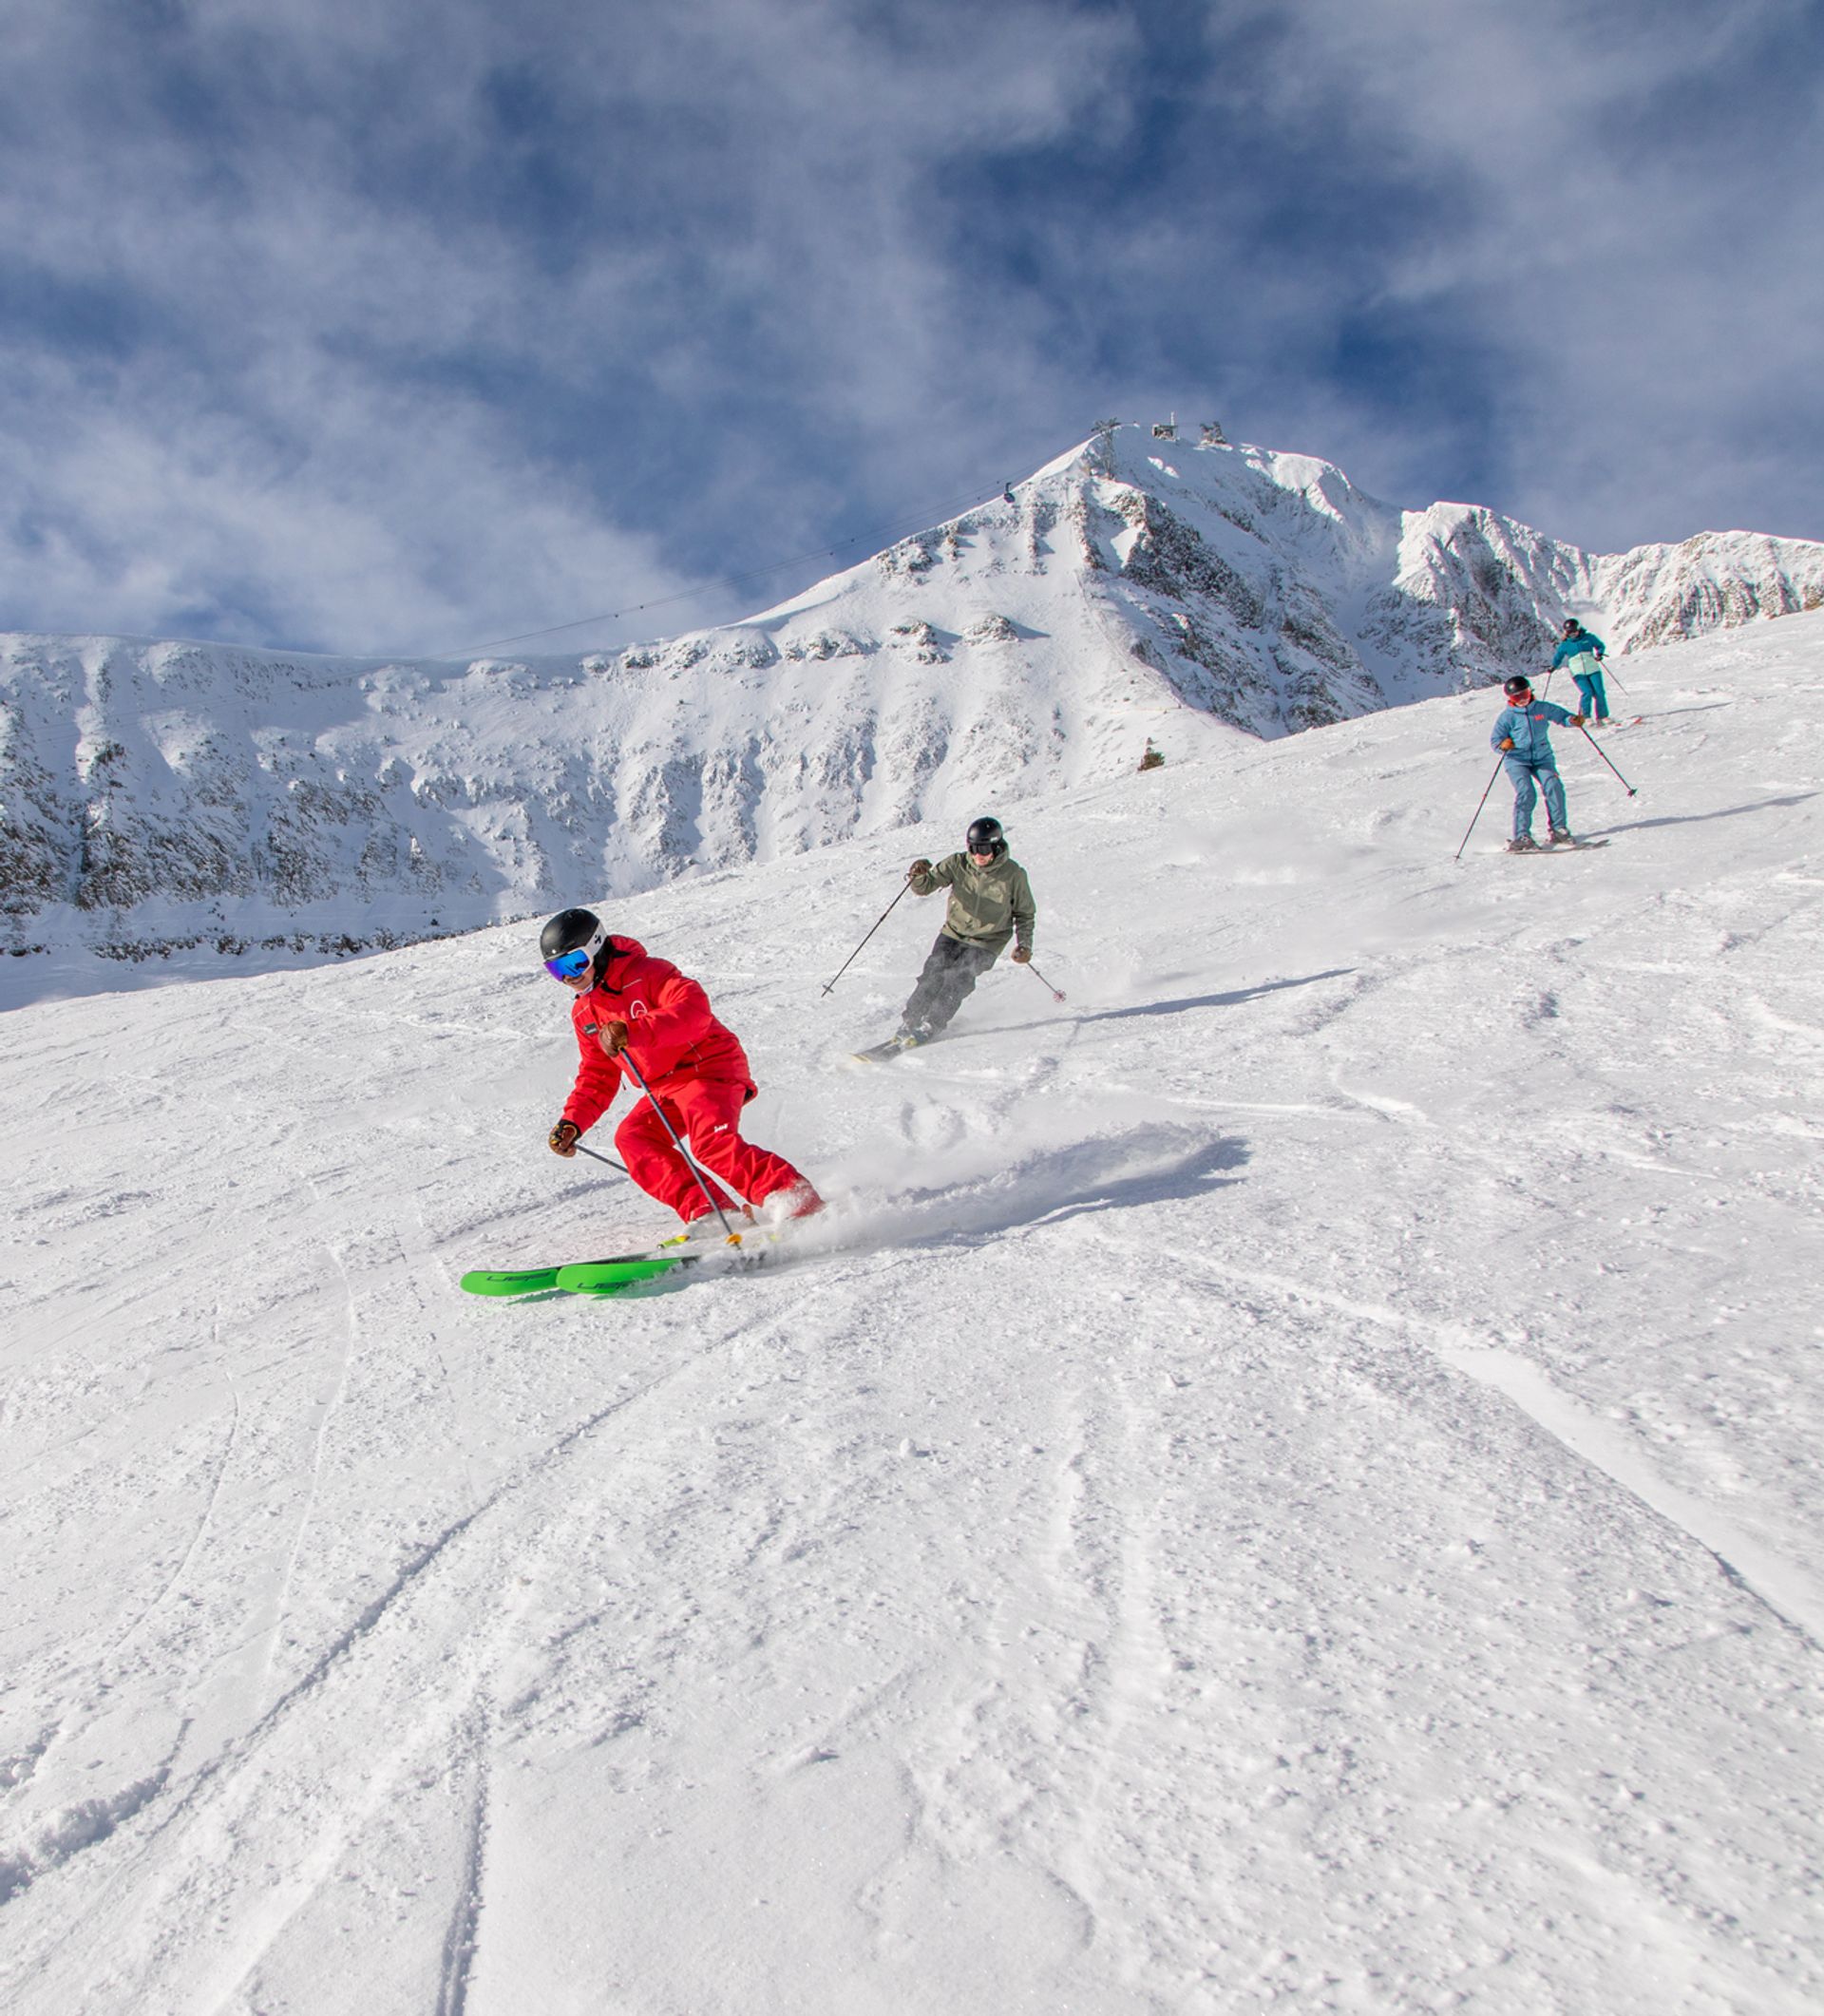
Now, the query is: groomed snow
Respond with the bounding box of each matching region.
[2,611,1821,2013]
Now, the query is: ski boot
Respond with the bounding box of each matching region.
[756,1181,826,1228]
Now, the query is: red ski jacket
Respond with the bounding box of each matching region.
[560,936,755,1133]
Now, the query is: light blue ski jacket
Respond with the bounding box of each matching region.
[1551,629,1606,668]
[1492,699,1577,762]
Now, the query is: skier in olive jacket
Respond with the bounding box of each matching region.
[891,816,1036,1047]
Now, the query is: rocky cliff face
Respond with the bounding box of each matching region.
[1077,432,1824,730]
[5,425,1821,961]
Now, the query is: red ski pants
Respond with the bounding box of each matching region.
[613,1075,808,1223]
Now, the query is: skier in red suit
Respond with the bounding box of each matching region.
[540,907,822,1233]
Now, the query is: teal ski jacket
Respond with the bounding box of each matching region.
[1492,699,1578,762]
[1551,629,1606,668]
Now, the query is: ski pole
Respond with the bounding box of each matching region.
[1578,724,1638,797]
[575,1141,630,1176]
[1023,959,1066,1002]
[1454,755,1507,861]
[615,1049,746,1243]
[821,879,912,996]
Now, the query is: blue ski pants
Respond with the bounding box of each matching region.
[1572,667,1609,720]
[1504,755,1568,839]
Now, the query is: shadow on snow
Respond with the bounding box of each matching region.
[881,1125,1250,1254]
[962,968,1356,1045]
[1593,790,1816,838]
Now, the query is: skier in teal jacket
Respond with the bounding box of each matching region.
[1492,675,1586,851]
[1550,618,1609,724]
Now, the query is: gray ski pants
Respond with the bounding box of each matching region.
[901,933,998,1038]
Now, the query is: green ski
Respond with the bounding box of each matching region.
[555,1253,698,1293]
[461,1250,674,1298]
[558,1230,788,1293]
[466,1227,799,1301]
[461,1263,568,1297]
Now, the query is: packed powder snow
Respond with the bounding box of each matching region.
[2,611,1822,2012]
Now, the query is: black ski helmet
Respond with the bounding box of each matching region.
[540,906,609,975]
[1563,618,1582,636]
[965,815,1006,858]
[1503,675,1533,697]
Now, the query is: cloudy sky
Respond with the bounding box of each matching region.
[3,0,1819,656]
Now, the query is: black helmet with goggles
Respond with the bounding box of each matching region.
[541,907,609,981]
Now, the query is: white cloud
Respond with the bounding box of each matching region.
[0,0,1134,646]
[0,0,1816,651]
[0,341,693,653]
[1191,0,1824,545]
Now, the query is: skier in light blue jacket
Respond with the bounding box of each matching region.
[1550,618,1609,724]
[1492,674,1587,851]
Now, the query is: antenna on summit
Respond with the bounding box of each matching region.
[1151,412,1178,441]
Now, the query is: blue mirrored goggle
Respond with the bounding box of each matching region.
[544,948,594,979]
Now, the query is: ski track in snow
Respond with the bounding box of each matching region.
[2,613,1823,2011]
[1125,1241,1824,1649]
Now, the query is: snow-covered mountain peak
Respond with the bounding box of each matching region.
[3,421,1822,971]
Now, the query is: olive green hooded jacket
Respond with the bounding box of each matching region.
[910,851,1036,956]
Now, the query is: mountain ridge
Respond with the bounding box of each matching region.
[4,423,1821,963]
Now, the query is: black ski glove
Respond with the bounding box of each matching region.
[549,1119,581,1157]
[909,858,932,881]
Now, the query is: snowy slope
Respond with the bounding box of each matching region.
[5,424,1821,971]
[2,612,1821,2012]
